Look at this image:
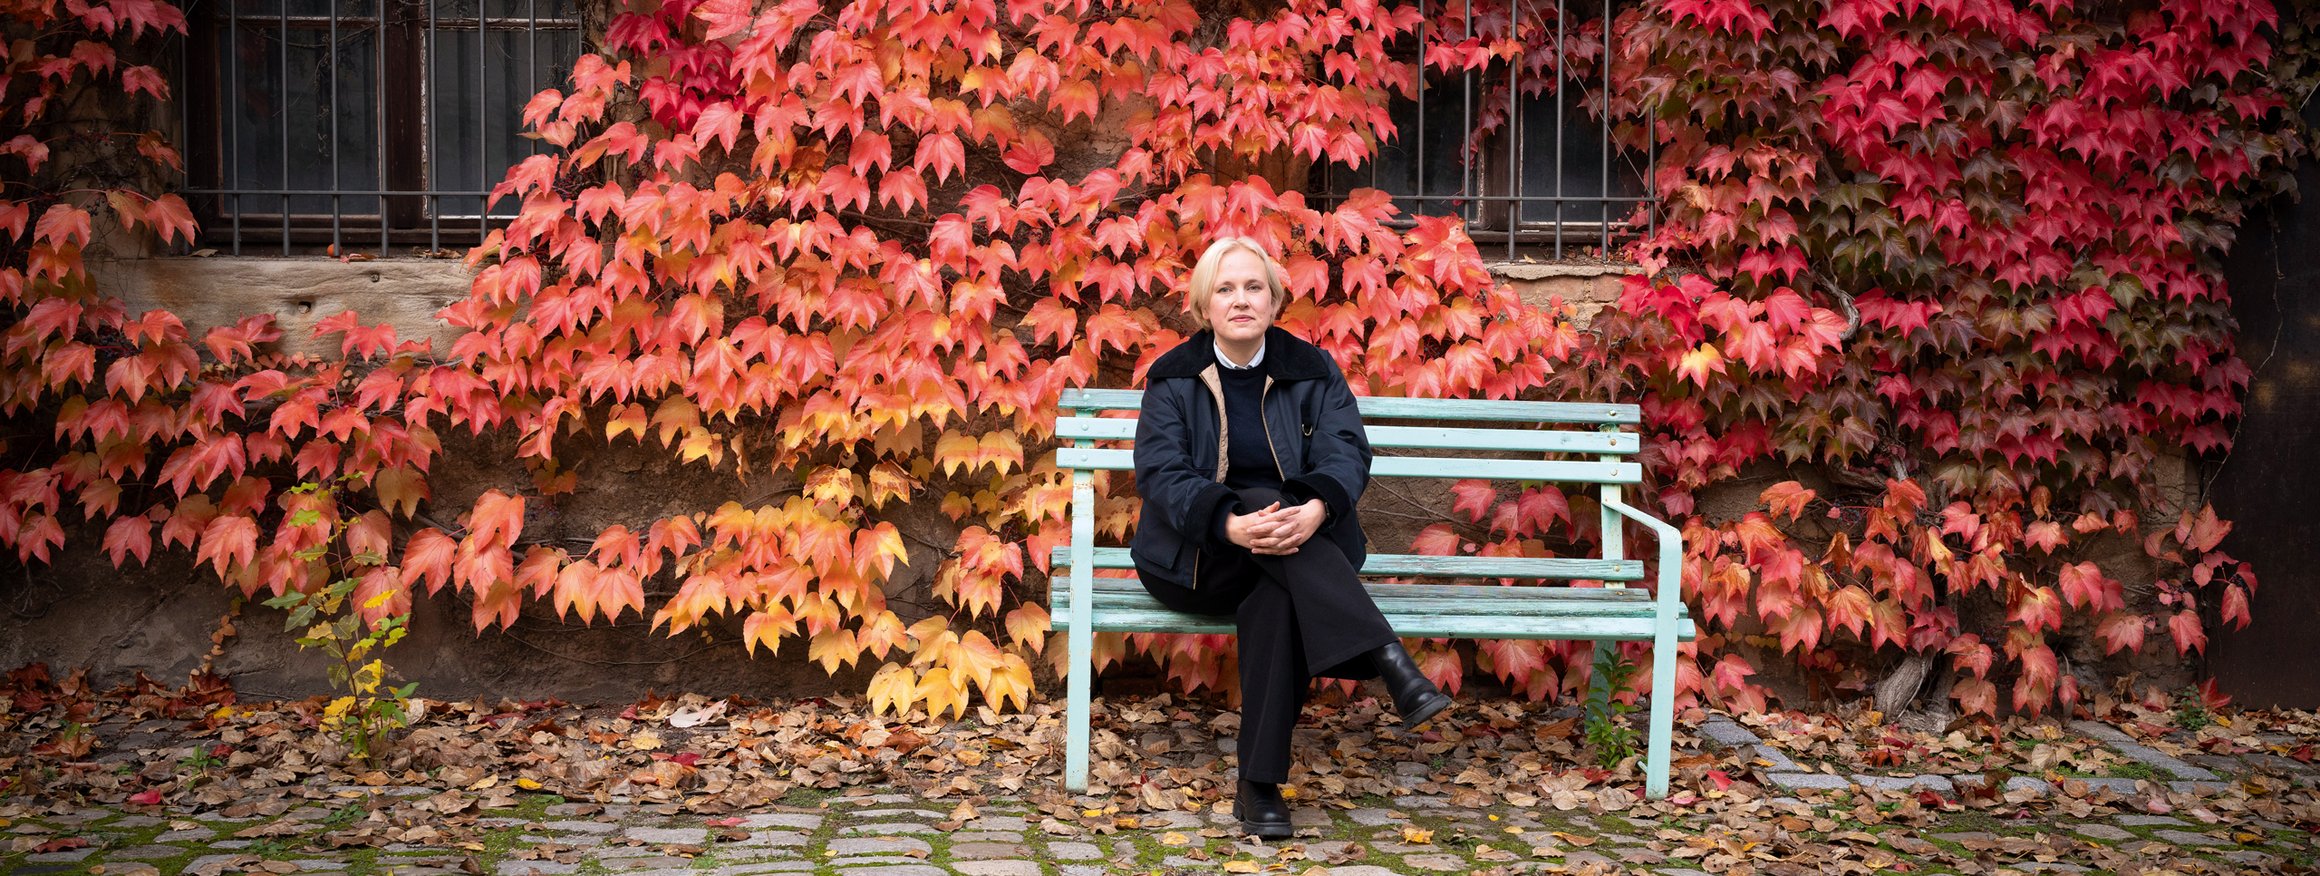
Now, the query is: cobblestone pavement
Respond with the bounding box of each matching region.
[5,781,2316,876]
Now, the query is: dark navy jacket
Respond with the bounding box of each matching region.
[1130,327,1373,590]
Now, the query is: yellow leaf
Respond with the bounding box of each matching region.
[866,664,918,718]
[802,466,857,506]
[914,672,969,719]
[678,429,723,466]
[630,730,662,751]
[1223,860,1261,873]
[515,778,543,791]
[809,628,860,674]
[1159,832,1189,846]
[467,775,499,791]
[1402,826,1434,844]
[948,631,1008,691]
[977,652,1034,713]
[978,432,1023,476]
[932,432,977,476]
[1004,604,1050,654]
[866,462,916,508]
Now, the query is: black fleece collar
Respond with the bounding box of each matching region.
[1149,327,1333,381]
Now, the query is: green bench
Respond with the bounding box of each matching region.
[1050,388,1696,799]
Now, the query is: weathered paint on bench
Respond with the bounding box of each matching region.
[1053,388,1692,799]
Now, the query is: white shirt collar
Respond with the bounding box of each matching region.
[1214,338,1266,370]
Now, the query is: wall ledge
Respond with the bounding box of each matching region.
[1487,260,1644,281]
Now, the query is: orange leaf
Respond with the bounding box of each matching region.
[1675,342,1726,388]
[857,610,910,660]
[1759,481,1816,520]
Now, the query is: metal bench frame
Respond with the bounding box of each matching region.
[1050,388,1694,798]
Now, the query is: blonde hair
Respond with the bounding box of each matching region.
[1182,237,1286,330]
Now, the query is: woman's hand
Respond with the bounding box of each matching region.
[1226,499,1327,555]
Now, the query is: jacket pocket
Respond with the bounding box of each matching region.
[1131,524,1182,573]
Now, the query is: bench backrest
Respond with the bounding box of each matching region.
[1054,388,1646,582]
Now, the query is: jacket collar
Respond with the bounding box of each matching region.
[1150,327,1332,381]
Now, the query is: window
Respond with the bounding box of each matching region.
[181,0,583,254]
[1310,0,1651,260]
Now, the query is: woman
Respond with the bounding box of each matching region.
[1130,237,1452,839]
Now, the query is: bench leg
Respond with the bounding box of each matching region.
[1646,630,1677,800]
[1065,623,1094,793]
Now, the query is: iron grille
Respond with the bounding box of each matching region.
[1311,0,1654,261]
[181,0,582,254]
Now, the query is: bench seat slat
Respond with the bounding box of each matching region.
[1056,447,1642,484]
[1049,605,1694,641]
[1056,418,1640,455]
[1051,547,1644,581]
[1057,592,1666,620]
[1053,581,1693,637]
[1060,388,1641,425]
[1057,578,1658,605]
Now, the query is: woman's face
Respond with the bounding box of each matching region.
[1205,248,1277,347]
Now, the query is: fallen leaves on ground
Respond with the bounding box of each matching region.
[0,663,2315,876]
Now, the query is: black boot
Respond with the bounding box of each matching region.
[1370,640,1452,727]
[1232,779,1293,839]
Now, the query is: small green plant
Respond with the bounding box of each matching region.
[2172,686,2213,732]
[1583,646,1641,769]
[177,745,223,775]
[319,803,365,830]
[260,482,418,767]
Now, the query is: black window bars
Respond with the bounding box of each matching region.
[1311,0,1654,261]
[180,0,1646,261]
[181,0,582,255]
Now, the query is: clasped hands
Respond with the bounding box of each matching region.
[1224,499,1326,555]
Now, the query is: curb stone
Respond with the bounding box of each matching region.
[2069,720,2222,780]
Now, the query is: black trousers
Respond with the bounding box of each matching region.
[1139,487,1399,783]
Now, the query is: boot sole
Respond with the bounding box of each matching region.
[1401,693,1452,728]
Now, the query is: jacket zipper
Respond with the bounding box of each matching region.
[1259,376,1286,482]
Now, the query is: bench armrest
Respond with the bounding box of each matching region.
[1600,496,1686,622]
